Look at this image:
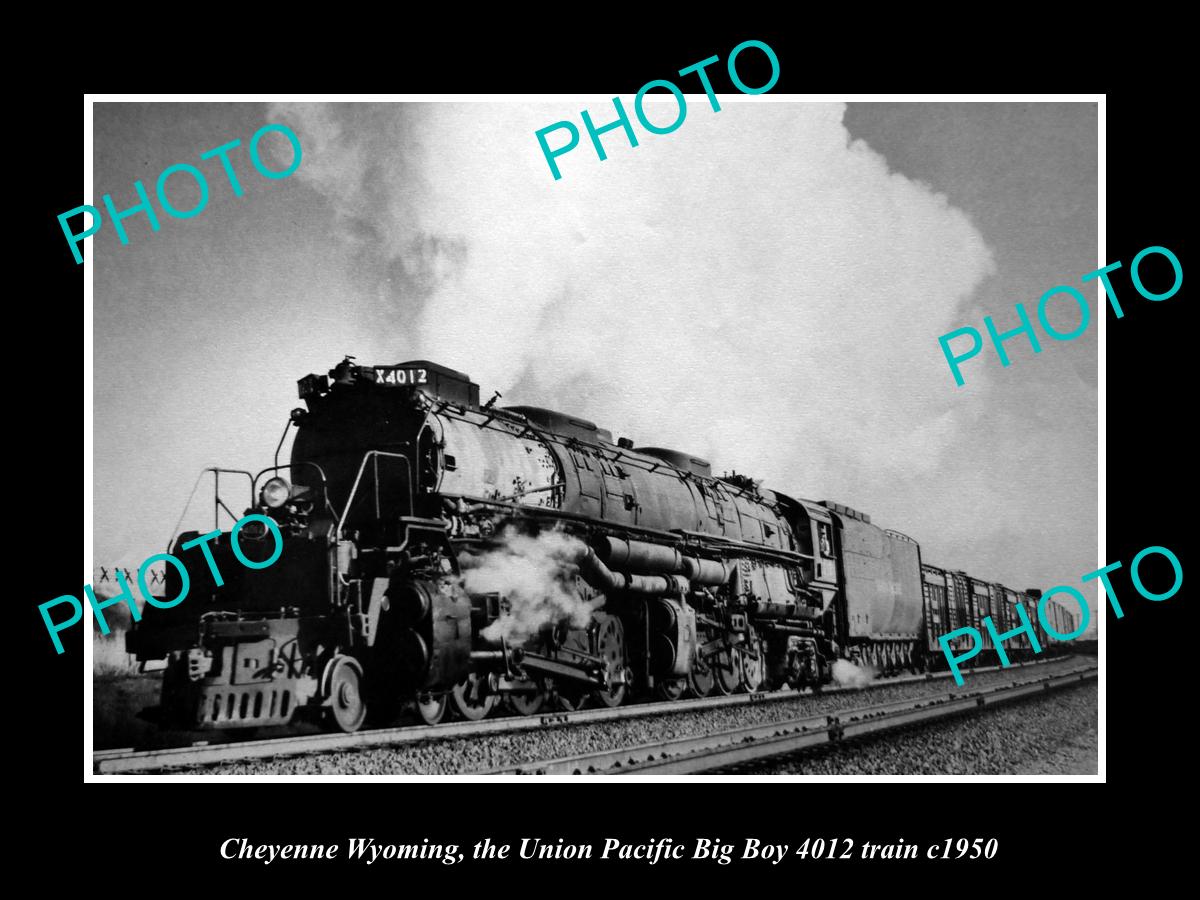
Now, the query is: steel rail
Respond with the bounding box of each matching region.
[483,665,1097,776]
[92,656,1077,774]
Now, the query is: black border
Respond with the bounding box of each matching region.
[23,31,1189,879]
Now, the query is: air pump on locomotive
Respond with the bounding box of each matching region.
[127,357,1052,732]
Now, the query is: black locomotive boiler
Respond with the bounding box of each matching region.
[127,358,1077,732]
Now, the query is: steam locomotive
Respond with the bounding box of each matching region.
[127,358,1078,732]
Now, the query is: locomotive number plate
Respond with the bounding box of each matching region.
[375,367,428,386]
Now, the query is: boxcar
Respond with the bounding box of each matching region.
[997,585,1026,653]
[921,564,950,657]
[968,577,995,653]
[1022,589,1046,650]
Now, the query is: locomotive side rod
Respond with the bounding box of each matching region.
[514,652,606,686]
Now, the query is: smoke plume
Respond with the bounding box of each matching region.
[266,101,995,519]
[88,572,146,632]
[93,631,139,680]
[831,658,875,688]
[459,528,601,644]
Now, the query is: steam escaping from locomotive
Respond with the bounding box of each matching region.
[94,631,139,679]
[460,528,600,644]
[831,658,875,689]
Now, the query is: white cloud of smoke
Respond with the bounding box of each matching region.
[267,101,995,517]
[93,631,139,679]
[831,658,875,688]
[459,528,600,644]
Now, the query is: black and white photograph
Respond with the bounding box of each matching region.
[81,95,1103,779]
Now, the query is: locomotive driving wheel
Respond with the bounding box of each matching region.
[555,629,594,711]
[737,639,766,693]
[655,677,688,701]
[322,656,367,733]
[713,645,740,695]
[592,615,628,708]
[506,679,549,716]
[555,685,591,712]
[688,658,715,697]
[416,691,448,725]
[450,672,497,721]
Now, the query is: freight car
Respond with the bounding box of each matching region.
[127,358,1077,732]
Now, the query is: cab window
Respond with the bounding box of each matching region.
[818,522,833,557]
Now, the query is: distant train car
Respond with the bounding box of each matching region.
[948,571,974,663]
[989,583,1006,635]
[968,577,995,654]
[1041,595,1079,653]
[920,564,950,662]
[997,585,1028,656]
[1064,601,1079,638]
[950,571,972,632]
[1022,589,1046,650]
[1048,598,1066,644]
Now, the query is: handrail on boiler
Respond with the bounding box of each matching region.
[165,467,254,551]
[336,451,414,541]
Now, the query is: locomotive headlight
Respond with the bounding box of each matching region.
[261,476,291,509]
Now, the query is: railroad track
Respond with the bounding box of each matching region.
[482,664,1098,775]
[93,657,1076,774]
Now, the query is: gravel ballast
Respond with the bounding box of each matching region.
[184,657,1091,776]
[738,680,1098,775]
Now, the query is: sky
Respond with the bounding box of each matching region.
[91,100,1098,633]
